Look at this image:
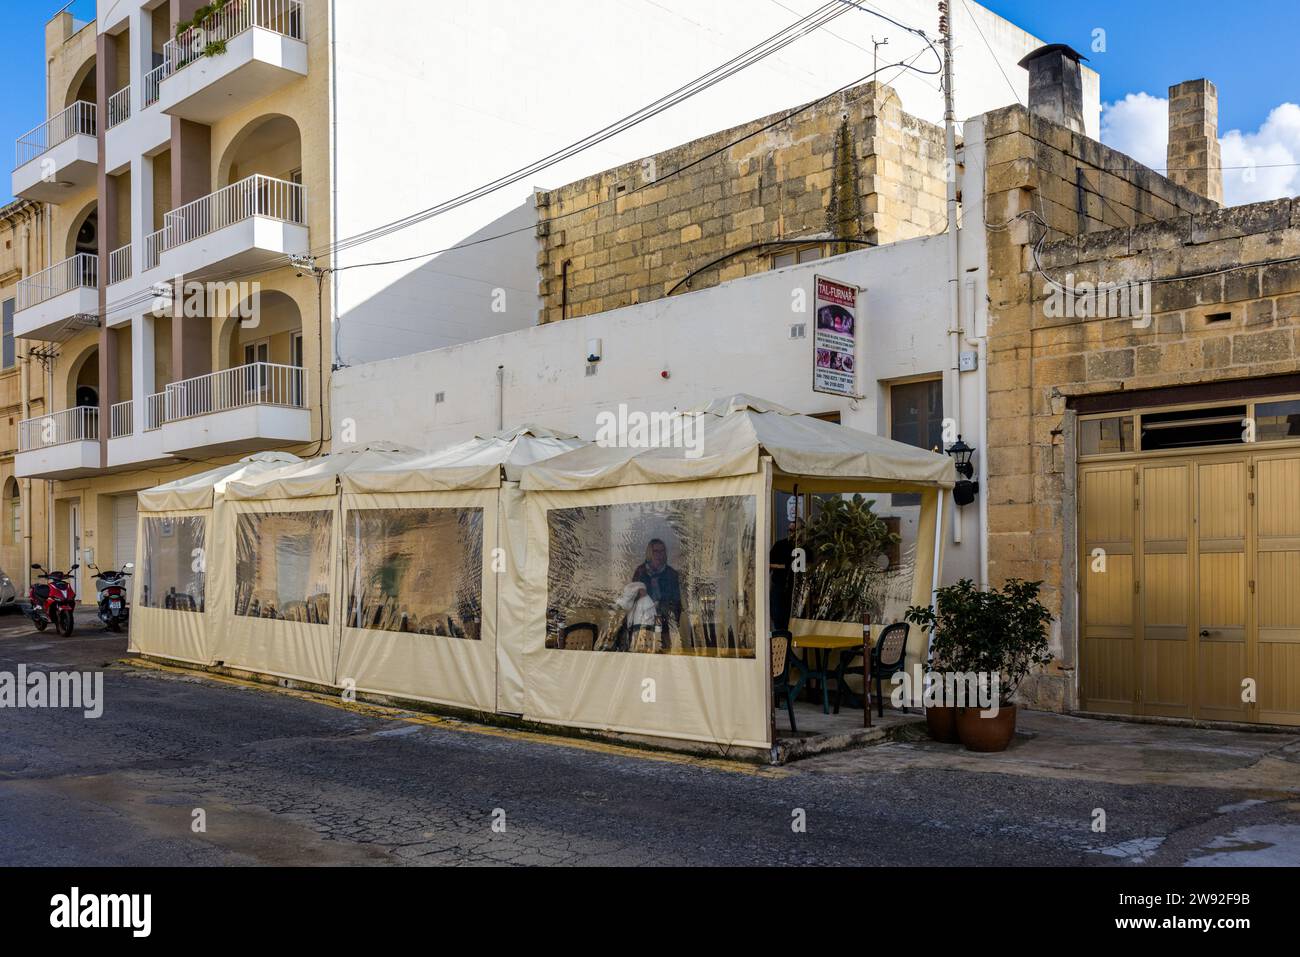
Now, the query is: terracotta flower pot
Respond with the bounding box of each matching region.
[925,704,960,743]
[956,704,1017,752]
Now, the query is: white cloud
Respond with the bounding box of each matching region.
[1100,95,1300,207]
[1100,92,1169,175]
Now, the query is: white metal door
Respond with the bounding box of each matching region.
[113,494,138,571]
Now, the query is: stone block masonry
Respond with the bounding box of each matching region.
[534,81,950,324]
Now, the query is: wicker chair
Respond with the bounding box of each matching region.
[835,622,909,717]
[771,630,798,733]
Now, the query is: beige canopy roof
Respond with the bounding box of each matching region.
[223,443,421,501]
[520,394,956,492]
[137,452,305,512]
[341,424,586,493]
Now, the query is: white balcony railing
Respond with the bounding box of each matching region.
[107,87,131,129]
[164,173,305,248]
[110,400,134,439]
[144,227,166,272]
[143,62,168,108]
[15,101,96,167]
[146,391,167,432]
[16,253,98,311]
[109,244,133,285]
[163,0,305,76]
[165,363,306,422]
[19,406,100,452]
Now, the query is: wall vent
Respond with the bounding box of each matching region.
[790,323,807,340]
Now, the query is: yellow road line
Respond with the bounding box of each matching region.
[119,657,788,778]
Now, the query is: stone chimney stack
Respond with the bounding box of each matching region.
[1018,44,1087,133]
[1167,79,1223,206]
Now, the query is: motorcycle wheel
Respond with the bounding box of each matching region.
[58,610,75,637]
[33,617,47,633]
[107,620,121,633]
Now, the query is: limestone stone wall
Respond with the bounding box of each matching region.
[535,82,949,324]
[980,105,1228,710]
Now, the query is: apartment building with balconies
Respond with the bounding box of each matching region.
[10,1,320,593]
[5,0,1084,593]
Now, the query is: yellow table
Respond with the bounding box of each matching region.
[791,631,873,726]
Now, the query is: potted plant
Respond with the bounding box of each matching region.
[906,579,1053,750]
[792,494,899,629]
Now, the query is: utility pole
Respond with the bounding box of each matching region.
[940,1,964,547]
[871,35,889,78]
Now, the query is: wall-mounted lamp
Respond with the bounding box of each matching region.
[946,435,980,507]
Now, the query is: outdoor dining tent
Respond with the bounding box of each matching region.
[213,444,419,686]
[509,395,955,750]
[130,452,303,665]
[336,426,587,712]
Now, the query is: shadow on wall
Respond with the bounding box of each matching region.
[335,197,541,366]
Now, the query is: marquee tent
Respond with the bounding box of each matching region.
[510,396,955,749]
[333,426,586,712]
[130,452,303,665]
[210,444,420,686]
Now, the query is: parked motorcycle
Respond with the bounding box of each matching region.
[91,563,133,632]
[27,563,79,637]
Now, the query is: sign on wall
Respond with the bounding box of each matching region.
[812,276,859,397]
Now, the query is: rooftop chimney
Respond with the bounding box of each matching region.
[1167,79,1223,206]
[1018,44,1087,133]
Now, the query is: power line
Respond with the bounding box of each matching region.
[95,0,862,323]
[97,0,941,324]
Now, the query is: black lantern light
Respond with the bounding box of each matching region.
[946,435,980,506]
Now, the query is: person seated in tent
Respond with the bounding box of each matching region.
[631,538,683,645]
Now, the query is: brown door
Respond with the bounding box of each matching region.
[1194,458,1251,721]
[1254,453,1300,725]
[1079,465,1138,714]
[1139,462,1194,718]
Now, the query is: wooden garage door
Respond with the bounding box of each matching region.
[1080,451,1300,726]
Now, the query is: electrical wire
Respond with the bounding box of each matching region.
[93,0,865,324]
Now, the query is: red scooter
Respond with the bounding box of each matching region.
[27,563,79,637]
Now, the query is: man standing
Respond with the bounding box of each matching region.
[769,520,801,631]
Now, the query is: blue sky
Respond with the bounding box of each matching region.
[0,0,1294,206]
[981,0,1291,134]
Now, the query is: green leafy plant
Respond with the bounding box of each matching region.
[202,40,228,57]
[906,578,1054,704]
[793,494,899,623]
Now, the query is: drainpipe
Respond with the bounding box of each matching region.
[942,14,962,547]
[496,365,505,432]
[965,278,990,589]
[18,223,31,590]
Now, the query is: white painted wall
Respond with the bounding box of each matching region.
[327,0,1096,365]
[332,232,988,584]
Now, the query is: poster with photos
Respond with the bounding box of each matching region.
[813,276,858,397]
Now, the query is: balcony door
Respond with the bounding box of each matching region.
[244,340,270,404]
[290,334,304,406]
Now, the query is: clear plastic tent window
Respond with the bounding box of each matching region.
[234,511,334,624]
[344,508,484,638]
[545,495,757,658]
[140,516,206,612]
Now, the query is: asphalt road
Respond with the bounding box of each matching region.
[1,607,1298,866]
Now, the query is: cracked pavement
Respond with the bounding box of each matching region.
[1,609,1298,866]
